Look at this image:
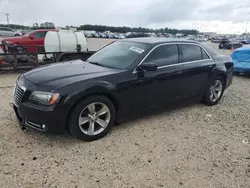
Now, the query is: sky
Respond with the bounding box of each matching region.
[0,0,250,34]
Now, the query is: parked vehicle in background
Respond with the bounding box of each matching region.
[211,37,221,43]
[219,39,243,50]
[97,33,106,38]
[238,39,249,44]
[0,27,15,37]
[231,47,250,74]
[118,34,125,39]
[85,33,92,38]
[12,38,233,141]
[14,30,26,36]
[2,29,58,53]
[218,38,230,49]
[92,33,100,38]
[0,30,95,68]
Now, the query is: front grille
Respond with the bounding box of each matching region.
[13,84,26,107]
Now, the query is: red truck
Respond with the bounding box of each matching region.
[2,29,58,53]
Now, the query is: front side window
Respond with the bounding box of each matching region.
[87,41,149,69]
[180,44,202,62]
[24,31,35,36]
[144,44,179,66]
[33,31,47,38]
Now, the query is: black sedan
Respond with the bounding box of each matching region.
[219,39,243,50]
[13,38,234,141]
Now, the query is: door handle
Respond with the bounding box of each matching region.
[176,71,183,74]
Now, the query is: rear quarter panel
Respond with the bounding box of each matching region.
[211,55,233,88]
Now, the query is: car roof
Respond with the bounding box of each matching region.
[0,26,12,29]
[32,29,58,32]
[122,37,199,45]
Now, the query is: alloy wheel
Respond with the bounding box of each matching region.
[78,102,111,136]
[209,80,223,102]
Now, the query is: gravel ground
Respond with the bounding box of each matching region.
[1,44,250,188]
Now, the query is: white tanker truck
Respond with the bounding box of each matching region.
[44,30,92,62]
[1,30,114,67]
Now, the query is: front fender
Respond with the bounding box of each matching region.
[63,80,117,106]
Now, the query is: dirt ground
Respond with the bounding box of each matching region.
[0,43,250,188]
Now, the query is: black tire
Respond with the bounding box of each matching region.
[15,34,20,36]
[69,95,116,141]
[202,76,225,106]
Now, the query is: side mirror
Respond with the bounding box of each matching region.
[137,62,158,72]
[29,36,34,40]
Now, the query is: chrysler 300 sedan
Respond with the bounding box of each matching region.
[13,38,233,141]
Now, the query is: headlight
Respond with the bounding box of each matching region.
[3,40,10,44]
[29,91,60,106]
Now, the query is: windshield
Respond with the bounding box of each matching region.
[24,31,34,36]
[87,41,149,69]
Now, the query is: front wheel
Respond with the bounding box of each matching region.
[203,76,225,106]
[69,95,116,141]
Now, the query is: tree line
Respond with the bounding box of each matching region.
[0,22,56,30]
[78,24,199,35]
[0,23,199,35]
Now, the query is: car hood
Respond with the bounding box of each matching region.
[4,36,27,42]
[23,60,120,87]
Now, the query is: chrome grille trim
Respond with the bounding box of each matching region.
[13,83,26,107]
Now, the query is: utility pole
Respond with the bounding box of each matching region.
[5,13,9,26]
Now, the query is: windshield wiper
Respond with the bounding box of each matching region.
[85,60,117,69]
[86,60,105,67]
[88,61,101,65]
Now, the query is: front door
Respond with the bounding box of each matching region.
[25,31,47,53]
[117,44,187,116]
[139,44,187,107]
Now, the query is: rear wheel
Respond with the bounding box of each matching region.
[69,95,116,141]
[203,76,225,106]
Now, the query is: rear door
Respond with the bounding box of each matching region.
[179,44,215,98]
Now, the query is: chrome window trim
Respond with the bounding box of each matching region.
[133,42,212,73]
[157,59,213,69]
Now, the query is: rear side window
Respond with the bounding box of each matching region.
[144,44,178,66]
[180,44,202,62]
[0,27,13,32]
[201,48,210,59]
[6,28,13,32]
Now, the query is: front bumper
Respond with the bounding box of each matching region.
[12,75,70,134]
[13,102,68,134]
